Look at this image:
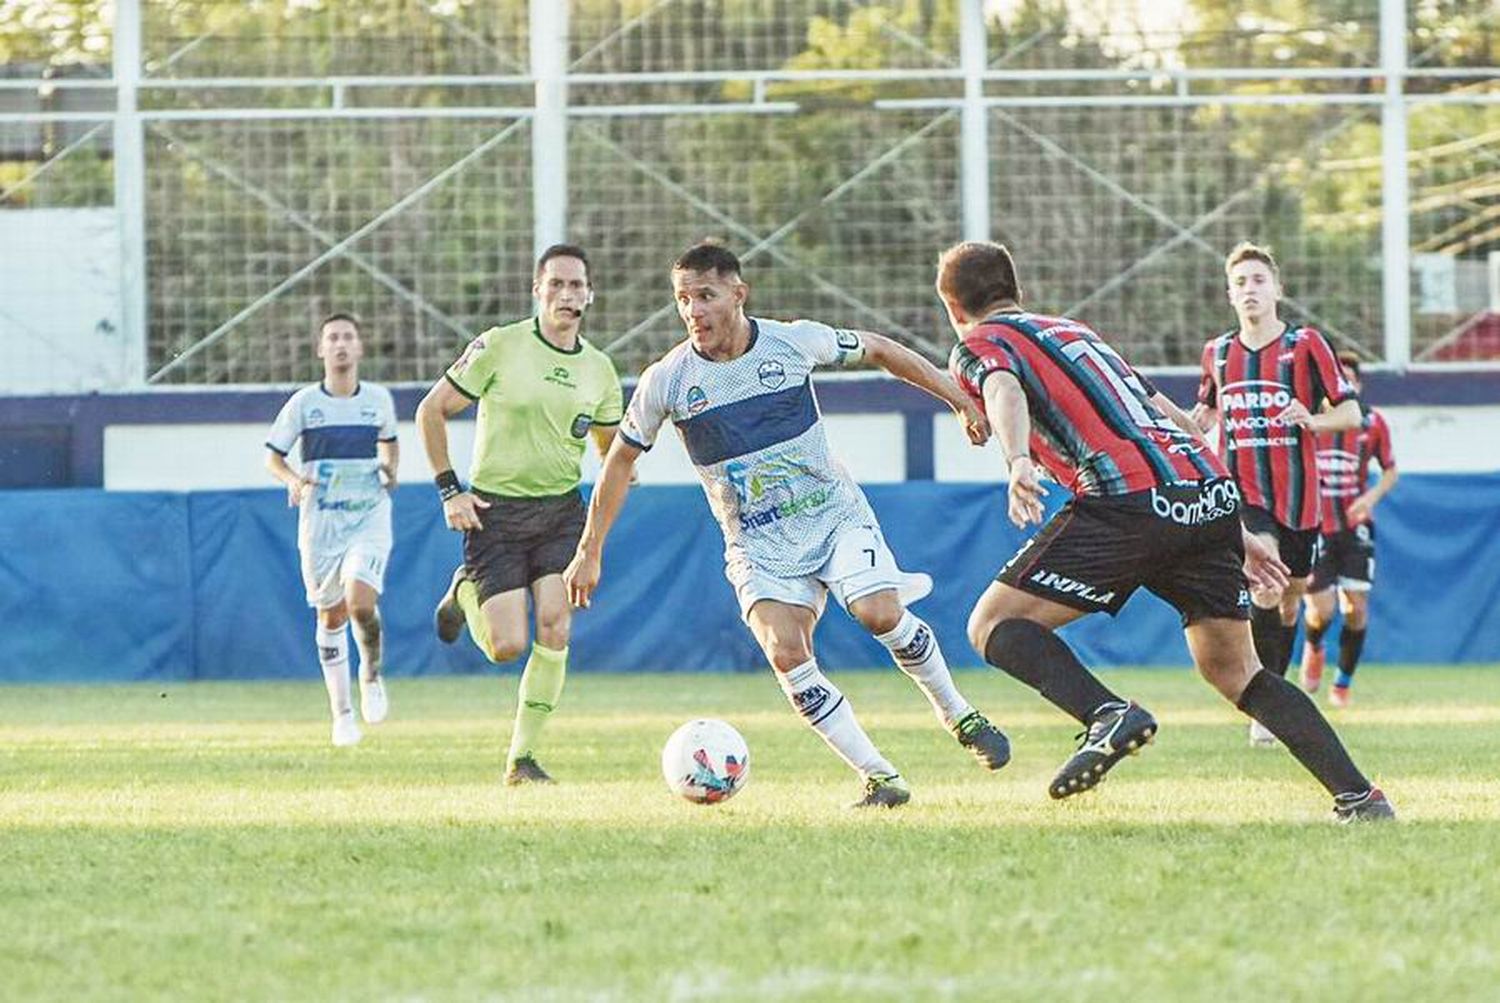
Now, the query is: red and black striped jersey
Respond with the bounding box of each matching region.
[950,311,1226,497]
[1314,405,1395,533]
[1196,324,1357,531]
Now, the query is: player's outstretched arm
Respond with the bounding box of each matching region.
[861,332,988,444]
[981,371,1047,527]
[1189,402,1218,436]
[415,378,487,531]
[1152,392,1211,445]
[565,436,644,608]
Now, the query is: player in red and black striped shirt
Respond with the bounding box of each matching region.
[1300,353,1399,706]
[939,240,1390,820]
[1194,243,1363,745]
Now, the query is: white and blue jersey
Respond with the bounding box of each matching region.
[620,317,876,579]
[267,382,398,562]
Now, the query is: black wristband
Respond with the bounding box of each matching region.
[435,469,463,501]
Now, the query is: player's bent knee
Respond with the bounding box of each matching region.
[319,603,349,630]
[850,598,903,637]
[765,640,814,674]
[967,607,1003,658]
[487,636,527,664]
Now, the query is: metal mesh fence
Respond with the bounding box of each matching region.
[2,0,1499,389]
[569,107,960,371]
[144,115,533,384]
[990,102,1386,367]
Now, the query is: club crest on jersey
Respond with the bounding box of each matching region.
[757,360,786,390]
[570,413,592,439]
[686,385,709,415]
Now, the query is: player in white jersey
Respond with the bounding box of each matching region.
[266,313,399,747]
[564,242,1011,808]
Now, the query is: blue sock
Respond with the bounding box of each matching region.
[1335,671,1354,689]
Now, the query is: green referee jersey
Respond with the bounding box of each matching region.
[446,317,624,498]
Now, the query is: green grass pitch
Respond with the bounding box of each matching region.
[3,666,1498,1001]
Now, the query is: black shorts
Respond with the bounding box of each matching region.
[1308,524,1376,593]
[998,479,1250,626]
[463,490,585,602]
[1240,505,1319,579]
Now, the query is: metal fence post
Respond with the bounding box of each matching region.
[530,0,568,260]
[1380,0,1411,366]
[960,0,990,243]
[113,0,147,386]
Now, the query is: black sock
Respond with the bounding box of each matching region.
[1250,605,1286,677]
[984,619,1122,724]
[1277,621,1299,676]
[1236,670,1370,796]
[1338,627,1367,680]
[1305,620,1328,648]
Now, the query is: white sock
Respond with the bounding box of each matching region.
[316,624,352,717]
[776,658,896,780]
[875,610,972,729]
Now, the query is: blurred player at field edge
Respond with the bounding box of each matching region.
[265,313,397,747]
[1300,352,1398,706]
[565,241,1012,810]
[417,244,623,785]
[940,240,1392,822]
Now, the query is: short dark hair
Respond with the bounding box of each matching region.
[1337,350,1362,377]
[936,241,1022,317]
[536,243,591,282]
[673,241,742,278]
[319,312,362,336]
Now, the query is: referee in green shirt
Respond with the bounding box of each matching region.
[417,244,624,784]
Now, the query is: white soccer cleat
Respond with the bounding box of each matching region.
[360,676,388,724]
[332,711,363,747]
[1248,719,1278,748]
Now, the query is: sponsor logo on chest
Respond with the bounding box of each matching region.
[544,365,577,390]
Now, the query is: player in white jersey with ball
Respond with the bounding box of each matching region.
[266,313,399,747]
[564,242,1010,807]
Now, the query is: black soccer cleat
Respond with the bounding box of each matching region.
[1333,786,1396,823]
[851,774,911,809]
[1049,701,1157,800]
[434,566,469,644]
[953,710,1011,771]
[504,754,555,786]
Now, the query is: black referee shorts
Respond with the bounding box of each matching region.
[998,479,1251,626]
[463,489,586,603]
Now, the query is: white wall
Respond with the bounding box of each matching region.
[103,412,909,490]
[0,209,127,393]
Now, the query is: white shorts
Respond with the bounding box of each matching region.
[301,540,390,609]
[729,523,932,622]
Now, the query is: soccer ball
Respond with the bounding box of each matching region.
[661,718,750,804]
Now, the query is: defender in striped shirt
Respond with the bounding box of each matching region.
[940,240,1391,821]
[1194,242,1363,745]
[1300,353,1399,706]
